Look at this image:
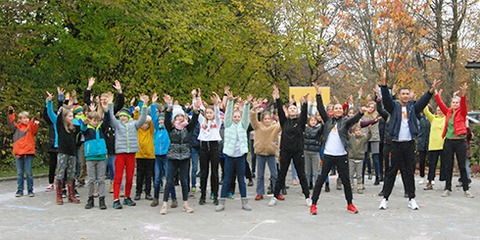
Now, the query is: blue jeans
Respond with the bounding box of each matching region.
[105,154,116,181]
[16,155,34,192]
[256,155,277,195]
[191,147,199,188]
[163,159,188,202]
[221,155,247,198]
[154,155,172,199]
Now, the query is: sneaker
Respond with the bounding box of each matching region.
[109,185,114,194]
[268,197,277,206]
[357,188,363,194]
[171,199,178,208]
[424,182,433,190]
[151,198,159,207]
[266,188,273,195]
[456,181,463,188]
[441,190,451,197]
[379,198,388,210]
[191,187,196,193]
[292,179,298,185]
[15,190,23,197]
[408,199,419,210]
[113,200,123,209]
[123,198,136,206]
[347,204,358,213]
[213,198,219,205]
[255,195,263,201]
[431,180,435,185]
[465,190,474,198]
[199,198,206,205]
[306,198,312,207]
[277,195,285,201]
[248,179,254,186]
[418,177,425,185]
[62,189,67,198]
[28,191,35,197]
[310,204,317,215]
[210,193,215,200]
[145,194,154,201]
[74,189,80,198]
[160,203,168,215]
[134,194,141,201]
[183,202,194,213]
[378,191,384,197]
[45,184,54,192]
[227,192,234,199]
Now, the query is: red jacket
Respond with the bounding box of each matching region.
[8,114,39,155]
[434,94,467,138]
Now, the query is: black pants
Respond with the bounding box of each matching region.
[443,139,468,191]
[274,150,310,198]
[48,151,58,184]
[136,159,154,195]
[418,150,427,178]
[312,154,352,205]
[382,143,392,178]
[382,141,416,199]
[199,141,220,199]
[379,141,385,178]
[427,150,443,181]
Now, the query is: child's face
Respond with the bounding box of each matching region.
[89,118,100,128]
[287,105,298,117]
[175,114,185,123]
[75,111,84,117]
[233,112,242,124]
[159,118,165,125]
[119,115,129,123]
[205,108,214,121]
[19,116,30,125]
[261,115,272,126]
[66,112,74,124]
[308,117,318,127]
[142,122,150,130]
[436,107,444,116]
[347,110,356,118]
[354,128,362,136]
[367,104,375,114]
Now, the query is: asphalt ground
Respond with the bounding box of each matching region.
[0,172,479,240]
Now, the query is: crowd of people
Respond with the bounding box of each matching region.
[9,74,475,215]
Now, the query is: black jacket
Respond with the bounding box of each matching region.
[165,110,199,160]
[304,125,323,152]
[275,98,308,152]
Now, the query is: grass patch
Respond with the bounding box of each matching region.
[0,165,49,178]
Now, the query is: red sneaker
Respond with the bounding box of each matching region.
[347,204,358,214]
[277,195,285,201]
[310,204,317,215]
[255,195,263,201]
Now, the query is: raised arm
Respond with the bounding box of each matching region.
[299,93,309,130]
[134,95,149,129]
[7,106,16,131]
[224,91,234,128]
[241,95,252,130]
[346,107,366,128]
[272,85,286,126]
[151,94,159,131]
[314,83,330,123]
[423,106,434,122]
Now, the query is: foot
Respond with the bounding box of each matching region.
[378,191,384,197]
[418,177,425,185]
[306,198,312,207]
[183,202,194,213]
[325,185,330,192]
[74,189,80,198]
[441,190,451,197]
[292,179,298,185]
[465,190,474,198]
[268,197,277,206]
[145,194,154,201]
[310,204,317,215]
[255,195,263,201]
[45,184,54,192]
[171,199,178,208]
[199,198,206,205]
[347,204,358,214]
[62,189,67,198]
[423,182,433,190]
[379,198,388,210]
[113,200,123,209]
[123,197,136,206]
[227,192,234,199]
[357,188,363,194]
[277,195,285,201]
[408,199,419,210]
[151,198,159,207]
[134,194,141,201]
[28,191,35,197]
[248,179,254,186]
[374,178,380,186]
[160,202,168,215]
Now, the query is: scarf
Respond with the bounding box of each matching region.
[174,120,188,130]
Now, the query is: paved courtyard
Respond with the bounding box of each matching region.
[0,174,479,240]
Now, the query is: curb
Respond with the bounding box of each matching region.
[0,174,49,182]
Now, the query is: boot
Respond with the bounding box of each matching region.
[215,198,226,212]
[151,198,159,207]
[99,196,107,210]
[374,177,380,185]
[55,179,64,205]
[241,198,252,211]
[68,179,80,204]
[183,201,194,213]
[357,184,364,194]
[325,182,330,192]
[85,196,94,209]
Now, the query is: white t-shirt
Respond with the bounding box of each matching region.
[324,123,347,156]
[397,106,412,141]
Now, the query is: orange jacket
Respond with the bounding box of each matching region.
[8,114,39,155]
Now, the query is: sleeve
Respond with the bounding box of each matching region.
[316,94,330,123]
[241,103,250,130]
[134,106,148,129]
[46,100,58,125]
[380,85,394,114]
[7,113,16,131]
[413,90,433,115]
[101,110,111,133]
[249,110,260,130]
[187,112,199,132]
[79,120,88,132]
[423,107,434,122]
[434,94,449,115]
[214,105,222,128]
[275,98,286,126]
[164,109,173,132]
[224,100,233,128]
[108,103,119,129]
[114,93,125,114]
[360,119,377,128]
[29,119,39,135]
[43,107,53,125]
[460,95,468,117]
[151,104,159,130]
[345,112,364,129]
[299,102,308,130]
[376,97,389,120]
[84,89,92,105]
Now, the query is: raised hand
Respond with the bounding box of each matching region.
[300,93,309,105]
[191,89,197,97]
[113,80,122,93]
[246,94,253,104]
[430,79,442,94]
[272,85,280,100]
[87,77,95,90]
[46,91,53,101]
[453,90,460,97]
[224,86,230,95]
[8,106,14,113]
[460,82,468,96]
[373,84,380,98]
[211,92,221,105]
[332,95,339,104]
[312,82,322,95]
[107,92,114,103]
[71,90,77,98]
[366,93,372,102]
[89,103,97,112]
[140,94,149,105]
[130,97,136,107]
[358,87,363,99]
[163,94,173,106]
[361,106,368,114]
[152,93,158,104]
[57,87,65,95]
[381,69,387,86]
[226,90,234,101]
[391,84,398,95]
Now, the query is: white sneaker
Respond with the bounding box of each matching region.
[441,190,451,197]
[465,190,474,198]
[431,180,435,185]
[45,184,54,192]
[408,199,419,210]
[379,198,388,210]
[306,198,312,207]
[418,177,425,185]
[268,197,277,207]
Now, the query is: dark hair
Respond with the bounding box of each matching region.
[398,86,410,92]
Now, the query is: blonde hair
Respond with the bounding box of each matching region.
[87,111,102,121]
[18,111,30,119]
[364,101,378,119]
[62,109,75,133]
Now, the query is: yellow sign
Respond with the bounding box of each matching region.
[288,86,330,105]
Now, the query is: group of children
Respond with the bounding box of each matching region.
[10,75,475,215]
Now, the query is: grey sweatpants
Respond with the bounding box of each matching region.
[87,161,106,197]
[349,159,362,188]
[304,151,320,184]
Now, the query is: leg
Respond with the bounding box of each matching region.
[113,154,126,200]
[266,155,278,191]
[199,144,209,199]
[154,156,161,199]
[400,142,416,199]
[337,155,353,204]
[24,155,34,193]
[453,141,468,191]
[256,155,267,195]
[135,159,145,196]
[382,143,402,200]
[220,156,235,198]
[179,160,190,201]
[97,161,106,197]
[163,160,177,202]
[48,152,58,184]
[292,151,310,198]
[145,160,154,196]
[124,154,136,198]
[209,142,220,199]
[237,155,247,198]
[86,161,96,197]
[273,151,292,198]
[311,155,336,205]
[443,140,454,191]
[15,156,25,192]
[191,147,199,189]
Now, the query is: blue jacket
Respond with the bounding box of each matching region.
[380,86,433,141]
[151,104,171,156]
